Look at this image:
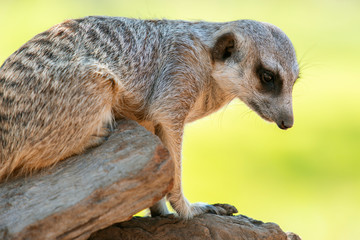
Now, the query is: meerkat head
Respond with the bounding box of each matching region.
[211,20,299,130]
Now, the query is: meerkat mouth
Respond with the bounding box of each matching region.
[257,113,273,123]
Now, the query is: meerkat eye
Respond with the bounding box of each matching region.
[261,71,275,84]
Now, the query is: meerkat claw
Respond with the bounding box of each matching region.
[212,203,238,216]
[190,202,238,216]
[203,204,220,214]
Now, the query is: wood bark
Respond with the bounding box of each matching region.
[0,119,173,240]
[89,214,301,240]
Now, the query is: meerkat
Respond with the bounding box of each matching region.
[0,16,299,219]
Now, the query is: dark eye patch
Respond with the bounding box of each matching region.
[255,63,283,96]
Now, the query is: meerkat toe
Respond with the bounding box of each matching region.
[212,203,238,216]
[190,202,238,216]
[190,202,219,215]
[202,204,219,214]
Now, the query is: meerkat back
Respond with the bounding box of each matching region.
[0,17,120,181]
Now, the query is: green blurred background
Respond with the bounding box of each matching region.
[1,0,359,239]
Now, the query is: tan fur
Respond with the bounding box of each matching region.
[0,16,299,218]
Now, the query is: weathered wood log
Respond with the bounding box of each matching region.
[0,119,173,240]
[89,214,301,240]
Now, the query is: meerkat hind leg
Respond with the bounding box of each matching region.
[150,198,171,217]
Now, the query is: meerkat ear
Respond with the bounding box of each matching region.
[212,32,236,61]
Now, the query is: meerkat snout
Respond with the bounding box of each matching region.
[276,109,294,130]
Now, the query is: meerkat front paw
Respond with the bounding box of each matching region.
[211,203,238,216]
[182,202,238,219]
[190,202,218,216]
[192,202,238,216]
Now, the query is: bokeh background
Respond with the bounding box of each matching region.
[1,0,359,239]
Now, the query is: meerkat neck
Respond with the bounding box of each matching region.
[209,75,236,108]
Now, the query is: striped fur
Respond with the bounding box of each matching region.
[0,16,298,218]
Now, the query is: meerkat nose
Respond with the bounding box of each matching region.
[276,113,294,130]
[277,119,293,130]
